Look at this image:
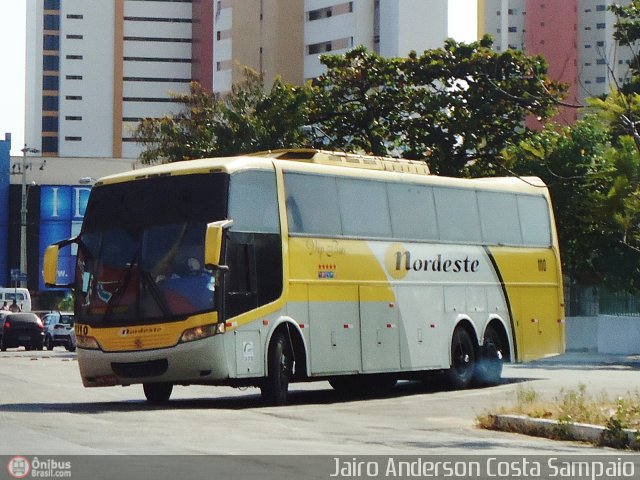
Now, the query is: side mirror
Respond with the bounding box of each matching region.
[43,237,77,288]
[43,245,60,286]
[204,220,233,270]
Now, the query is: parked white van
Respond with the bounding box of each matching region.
[0,288,32,312]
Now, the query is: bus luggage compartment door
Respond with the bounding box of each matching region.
[308,285,362,375]
[360,286,400,372]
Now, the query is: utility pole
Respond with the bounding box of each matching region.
[19,146,39,288]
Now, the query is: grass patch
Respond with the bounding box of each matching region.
[477,384,640,448]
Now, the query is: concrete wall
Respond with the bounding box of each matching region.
[566,315,640,355]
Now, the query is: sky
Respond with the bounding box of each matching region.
[0,1,477,158]
[1,2,26,156]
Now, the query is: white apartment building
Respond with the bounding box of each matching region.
[579,0,633,98]
[479,0,634,109]
[27,0,213,159]
[479,0,526,51]
[302,0,449,79]
[212,0,304,94]
[213,0,457,92]
[26,0,472,158]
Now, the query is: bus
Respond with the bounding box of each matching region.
[43,149,565,404]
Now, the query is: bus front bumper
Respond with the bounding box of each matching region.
[76,334,230,387]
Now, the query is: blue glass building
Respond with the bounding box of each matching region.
[0,133,10,287]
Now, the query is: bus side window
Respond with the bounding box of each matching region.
[433,187,482,243]
[518,195,551,246]
[227,242,255,294]
[478,191,522,245]
[286,196,303,232]
[228,170,279,234]
[226,170,283,318]
[284,173,341,236]
[226,239,258,318]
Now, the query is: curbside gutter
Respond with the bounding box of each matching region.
[488,414,640,450]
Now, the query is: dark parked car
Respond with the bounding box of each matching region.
[0,312,45,351]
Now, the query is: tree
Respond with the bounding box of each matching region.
[306,46,410,157]
[587,95,640,290]
[577,3,640,288]
[403,38,566,176]
[133,69,310,164]
[503,116,611,285]
[309,38,567,176]
[58,294,74,312]
[493,3,640,292]
[504,113,640,291]
[587,134,640,292]
[611,1,640,75]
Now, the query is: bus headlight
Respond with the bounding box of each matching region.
[179,323,223,343]
[76,335,100,350]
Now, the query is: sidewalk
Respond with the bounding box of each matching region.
[529,350,640,367]
[491,351,640,450]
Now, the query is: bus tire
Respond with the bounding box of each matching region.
[329,375,397,395]
[143,383,173,404]
[445,326,476,389]
[328,376,353,393]
[474,325,504,386]
[261,331,293,406]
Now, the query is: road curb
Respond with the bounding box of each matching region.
[488,414,640,450]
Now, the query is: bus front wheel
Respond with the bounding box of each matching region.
[261,331,293,406]
[445,326,476,389]
[143,382,173,404]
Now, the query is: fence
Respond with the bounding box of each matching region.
[565,282,640,317]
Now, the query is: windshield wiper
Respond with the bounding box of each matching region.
[102,250,138,323]
[140,270,172,318]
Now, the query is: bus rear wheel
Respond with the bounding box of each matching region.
[143,382,173,404]
[261,331,293,406]
[474,325,504,386]
[445,326,476,389]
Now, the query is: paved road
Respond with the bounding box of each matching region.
[0,349,638,458]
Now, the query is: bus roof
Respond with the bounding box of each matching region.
[252,149,431,175]
[94,149,547,196]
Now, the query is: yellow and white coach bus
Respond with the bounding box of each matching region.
[44,149,564,404]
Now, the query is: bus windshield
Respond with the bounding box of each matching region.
[74,173,228,325]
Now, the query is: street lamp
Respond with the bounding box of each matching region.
[19,145,39,288]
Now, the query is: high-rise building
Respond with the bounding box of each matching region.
[26,0,469,159]
[213,0,304,93]
[214,0,458,92]
[478,0,633,125]
[26,0,214,159]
